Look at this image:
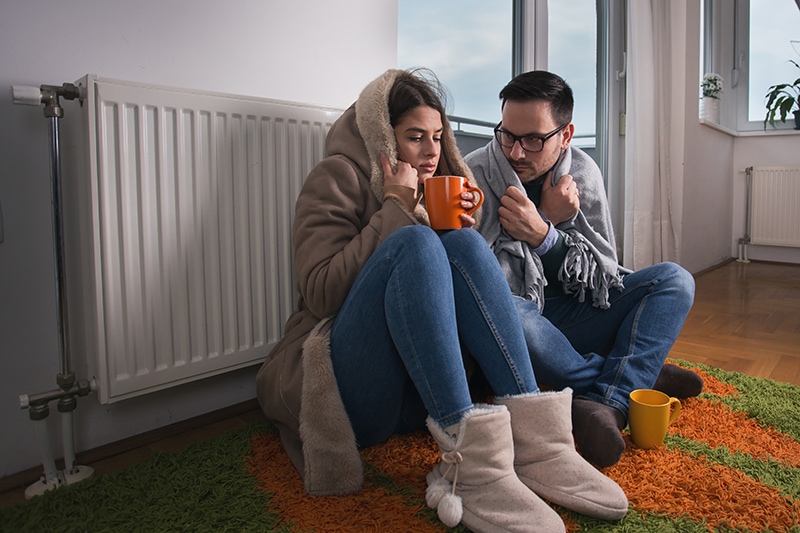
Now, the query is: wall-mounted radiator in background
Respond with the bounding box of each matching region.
[738,165,800,262]
[62,75,342,404]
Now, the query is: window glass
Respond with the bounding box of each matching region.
[397,0,513,128]
[547,1,597,146]
[748,0,800,122]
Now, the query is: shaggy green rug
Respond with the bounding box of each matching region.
[3,360,800,533]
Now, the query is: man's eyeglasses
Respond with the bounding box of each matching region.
[493,123,568,153]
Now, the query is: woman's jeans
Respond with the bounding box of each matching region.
[330,226,536,447]
[514,262,695,418]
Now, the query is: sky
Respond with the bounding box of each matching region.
[748,0,800,122]
[398,0,800,131]
[397,0,596,138]
[397,0,514,127]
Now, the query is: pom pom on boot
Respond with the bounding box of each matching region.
[425,476,463,528]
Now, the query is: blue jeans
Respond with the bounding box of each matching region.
[515,262,694,418]
[330,226,537,447]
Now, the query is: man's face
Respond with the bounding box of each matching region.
[498,99,572,183]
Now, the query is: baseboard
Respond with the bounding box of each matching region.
[0,398,262,497]
[692,257,736,277]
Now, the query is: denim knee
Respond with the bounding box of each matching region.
[387,225,447,264]
[659,262,695,309]
[391,224,440,248]
[439,228,496,264]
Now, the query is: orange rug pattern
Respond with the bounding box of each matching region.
[247,364,800,532]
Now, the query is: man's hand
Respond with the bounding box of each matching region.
[540,173,580,225]
[498,186,550,247]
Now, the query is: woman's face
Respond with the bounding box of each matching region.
[393,105,443,182]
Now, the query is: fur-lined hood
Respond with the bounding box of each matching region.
[336,69,481,226]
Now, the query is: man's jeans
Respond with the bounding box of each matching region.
[515,262,695,418]
[330,226,537,447]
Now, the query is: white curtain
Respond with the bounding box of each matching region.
[623,0,687,270]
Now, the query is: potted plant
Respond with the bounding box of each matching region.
[700,73,723,121]
[701,73,724,99]
[763,59,800,130]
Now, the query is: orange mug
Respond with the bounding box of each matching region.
[628,389,682,449]
[424,176,484,230]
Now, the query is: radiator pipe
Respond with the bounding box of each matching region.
[13,82,95,498]
[19,378,97,497]
[737,166,753,263]
[42,84,77,380]
[24,405,61,499]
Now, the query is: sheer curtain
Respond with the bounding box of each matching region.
[623,0,687,270]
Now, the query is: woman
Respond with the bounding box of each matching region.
[255,69,628,532]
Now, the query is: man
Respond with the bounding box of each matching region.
[465,70,702,468]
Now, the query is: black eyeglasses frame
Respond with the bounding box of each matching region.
[493,122,568,153]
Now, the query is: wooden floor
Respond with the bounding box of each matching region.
[1,259,798,509]
[670,260,800,385]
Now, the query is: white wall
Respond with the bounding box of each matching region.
[0,0,397,478]
[680,0,800,273]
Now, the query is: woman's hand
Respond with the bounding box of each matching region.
[381,152,419,189]
[458,190,479,228]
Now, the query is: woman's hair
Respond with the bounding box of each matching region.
[388,68,450,128]
[499,70,574,126]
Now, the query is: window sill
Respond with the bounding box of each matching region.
[700,118,800,137]
[699,118,737,136]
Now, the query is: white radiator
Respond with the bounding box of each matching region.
[61,75,342,403]
[745,166,800,248]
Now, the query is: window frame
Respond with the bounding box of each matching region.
[703,0,799,133]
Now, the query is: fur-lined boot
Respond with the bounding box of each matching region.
[495,389,629,520]
[426,404,565,533]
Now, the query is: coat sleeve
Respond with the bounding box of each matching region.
[292,155,417,319]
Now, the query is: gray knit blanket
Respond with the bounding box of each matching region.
[465,139,626,311]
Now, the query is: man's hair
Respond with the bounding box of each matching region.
[499,71,574,126]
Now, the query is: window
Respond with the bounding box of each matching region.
[398,0,626,231]
[703,0,800,131]
[747,0,799,124]
[397,0,513,128]
[397,0,607,147]
[546,1,597,149]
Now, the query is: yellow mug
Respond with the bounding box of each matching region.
[628,389,681,449]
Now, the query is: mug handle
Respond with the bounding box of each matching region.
[667,397,681,426]
[464,183,485,216]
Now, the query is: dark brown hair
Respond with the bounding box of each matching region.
[499,70,574,126]
[388,68,450,128]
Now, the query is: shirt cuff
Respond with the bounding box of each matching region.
[533,212,557,256]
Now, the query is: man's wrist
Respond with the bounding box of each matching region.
[531,212,557,255]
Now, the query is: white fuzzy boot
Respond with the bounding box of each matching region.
[426,404,565,533]
[496,389,629,520]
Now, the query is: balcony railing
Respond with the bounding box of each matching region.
[448,114,597,158]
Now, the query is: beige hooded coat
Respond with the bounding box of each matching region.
[255,70,479,496]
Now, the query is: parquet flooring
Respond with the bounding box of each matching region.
[670,260,800,386]
[1,259,798,509]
